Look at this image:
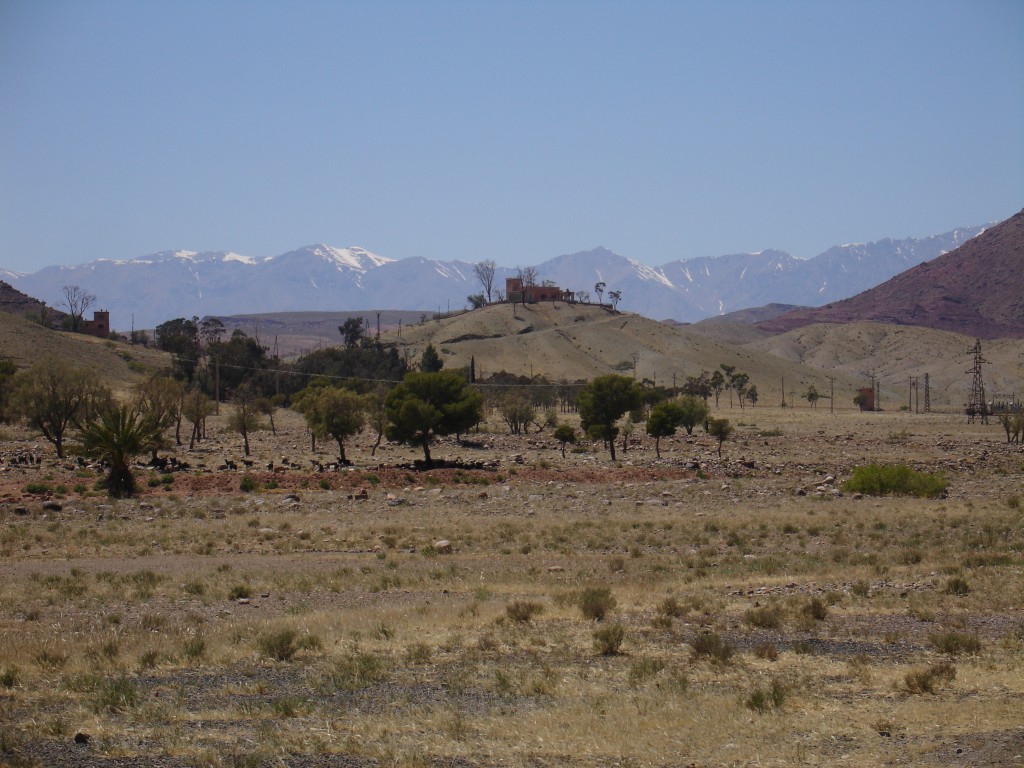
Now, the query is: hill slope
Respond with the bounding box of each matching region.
[759,209,1024,338]
[0,313,171,395]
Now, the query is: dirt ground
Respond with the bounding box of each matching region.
[0,405,1022,767]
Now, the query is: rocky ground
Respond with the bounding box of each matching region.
[0,406,1022,767]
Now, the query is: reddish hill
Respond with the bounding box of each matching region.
[758,209,1024,338]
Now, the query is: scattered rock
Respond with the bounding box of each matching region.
[74,732,90,745]
[42,500,62,512]
[434,540,453,554]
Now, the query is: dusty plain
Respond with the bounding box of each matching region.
[0,404,1022,767]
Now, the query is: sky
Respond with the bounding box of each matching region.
[1,0,1022,273]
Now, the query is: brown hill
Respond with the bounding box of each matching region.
[0,281,65,326]
[758,209,1024,338]
[0,312,171,396]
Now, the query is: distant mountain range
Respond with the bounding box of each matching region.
[0,225,986,329]
[759,209,1024,339]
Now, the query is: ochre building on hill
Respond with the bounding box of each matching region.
[505,278,574,304]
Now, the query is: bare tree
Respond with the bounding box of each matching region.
[517,266,539,287]
[62,285,96,332]
[473,260,497,304]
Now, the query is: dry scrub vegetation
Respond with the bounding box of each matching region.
[1,405,1022,767]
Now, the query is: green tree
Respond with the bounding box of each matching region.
[419,344,444,372]
[709,370,726,407]
[645,400,684,458]
[11,358,108,458]
[577,374,642,461]
[553,423,577,458]
[227,384,266,456]
[77,405,162,498]
[339,317,366,348]
[498,393,535,435]
[467,293,487,310]
[676,395,710,435]
[155,317,200,382]
[385,371,483,466]
[295,386,366,464]
[804,385,820,408]
[182,387,214,449]
[708,417,734,459]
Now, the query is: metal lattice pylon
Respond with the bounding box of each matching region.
[966,340,990,424]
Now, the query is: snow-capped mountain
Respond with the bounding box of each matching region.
[1,226,985,329]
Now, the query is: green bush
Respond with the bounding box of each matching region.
[239,474,258,493]
[945,576,971,596]
[841,464,947,498]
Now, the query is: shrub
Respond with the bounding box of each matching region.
[690,633,733,665]
[323,652,387,691]
[592,623,626,655]
[578,587,617,621]
[93,675,140,713]
[744,604,782,629]
[803,597,828,621]
[259,628,304,662]
[753,642,779,661]
[0,665,18,688]
[229,584,252,600]
[182,635,206,661]
[928,631,981,656]
[506,600,544,623]
[24,483,52,495]
[945,576,971,596]
[904,662,956,694]
[239,474,258,493]
[628,657,665,686]
[841,464,947,498]
[746,680,786,713]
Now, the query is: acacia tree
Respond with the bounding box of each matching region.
[553,423,576,457]
[577,374,642,461]
[385,371,483,466]
[676,395,710,435]
[594,281,606,305]
[473,260,497,304]
[708,417,734,459]
[645,400,683,458]
[608,290,622,311]
[61,285,96,332]
[11,358,108,458]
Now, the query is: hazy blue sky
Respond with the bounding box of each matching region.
[1,0,1022,272]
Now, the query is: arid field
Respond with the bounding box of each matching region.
[0,402,1022,768]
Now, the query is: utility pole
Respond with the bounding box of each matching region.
[781,376,786,408]
[826,376,835,415]
[214,356,220,415]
